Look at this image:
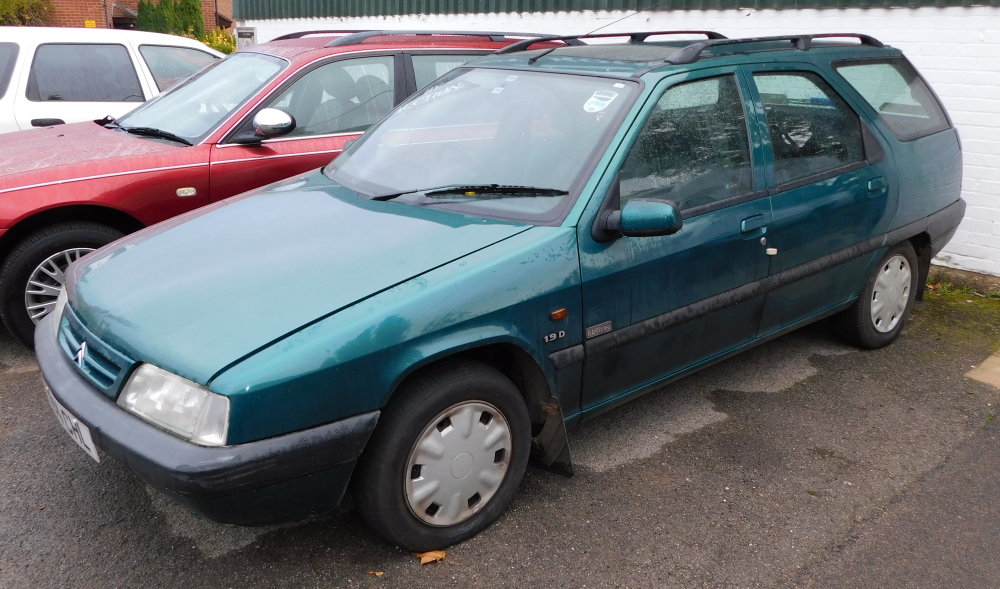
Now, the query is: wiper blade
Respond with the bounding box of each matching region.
[426,184,568,197]
[371,184,568,202]
[120,126,193,146]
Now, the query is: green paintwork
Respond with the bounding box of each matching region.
[233,0,999,20]
[62,39,962,453]
[618,199,681,236]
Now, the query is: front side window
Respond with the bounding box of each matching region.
[238,55,394,140]
[28,44,143,102]
[139,45,219,91]
[412,54,481,90]
[753,71,865,186]
[326,68,638,225]
[835,59,949,142]
[619,75,751,211]
[0,43,17,99]
[118,52,285,144]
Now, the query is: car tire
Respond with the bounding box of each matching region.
[0,223,123,347]
[835,241,919,350]
[353,360,531,551]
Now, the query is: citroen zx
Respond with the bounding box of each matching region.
[36,32,965,550]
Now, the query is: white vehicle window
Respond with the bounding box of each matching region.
[0,43,17,99]
[139,45,219,91]
[27,44,144,102]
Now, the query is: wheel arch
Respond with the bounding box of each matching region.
[0,205,144,263]
[908,232,932,301]
[385,338,573,474]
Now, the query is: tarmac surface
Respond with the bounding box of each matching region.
[1,289,998,588]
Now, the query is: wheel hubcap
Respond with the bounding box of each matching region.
[404,401,512,527]
[870,254,911,333]
[24,248,94,324]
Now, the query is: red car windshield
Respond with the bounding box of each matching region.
[118,52,286,144]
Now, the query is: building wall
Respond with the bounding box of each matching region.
[239,7,1000,277]
[50,0,111,28]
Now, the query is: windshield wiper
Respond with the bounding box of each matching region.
[97,115,121,128]
[120,126,193,146]
[372,184,567,201]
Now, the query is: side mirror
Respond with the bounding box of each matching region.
[591,174,683,242]
[253,108,296,139]
[605,199,682,238]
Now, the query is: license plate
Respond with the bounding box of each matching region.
[45,386,100,463]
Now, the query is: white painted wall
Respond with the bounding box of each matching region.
[240,7,1000,276]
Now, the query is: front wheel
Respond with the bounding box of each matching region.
[0,223,123,346]
[835,241,919,349]
[353,360,531,551]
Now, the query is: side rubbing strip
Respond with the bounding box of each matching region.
[549,345,585,370]
[548,199,965,369]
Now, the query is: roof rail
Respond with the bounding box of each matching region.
[663,33,884,66]
[324,30,577,47]
[271,30,369,41]
[495,30,727,55]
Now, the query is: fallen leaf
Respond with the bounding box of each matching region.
[415,550,446,565]
[367,571,384,577]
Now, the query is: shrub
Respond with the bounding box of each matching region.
[136,0,203,39]
[0,0,55,26]
[202,27,236,54]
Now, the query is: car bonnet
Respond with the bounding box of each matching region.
[67,172,531,386]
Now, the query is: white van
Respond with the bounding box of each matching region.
[0,27,222,134]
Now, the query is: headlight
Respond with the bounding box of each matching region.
[118,364,229,446]
[51,288,68,337]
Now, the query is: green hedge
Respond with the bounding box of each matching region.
[136,0,204,39]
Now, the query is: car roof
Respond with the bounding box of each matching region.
[236,30,561,63]
[472,32,900,79]
[0,26,221,55]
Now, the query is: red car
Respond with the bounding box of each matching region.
[0,30,553,345]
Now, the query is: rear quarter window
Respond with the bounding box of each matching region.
[27,43,144,102]
[0,43,17,99]
[835,58,950,142]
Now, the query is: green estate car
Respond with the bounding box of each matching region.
[37,31,965,550]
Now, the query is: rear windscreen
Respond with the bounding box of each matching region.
[835,58,950,142]
[0,43,18,100]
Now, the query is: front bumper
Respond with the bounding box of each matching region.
[35,314,379,525]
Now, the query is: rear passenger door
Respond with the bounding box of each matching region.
[743,65,897,336]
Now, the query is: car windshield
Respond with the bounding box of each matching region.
[117,52,286,144]
[325,68,638,224]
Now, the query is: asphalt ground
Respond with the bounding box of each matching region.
[1,289,999,588]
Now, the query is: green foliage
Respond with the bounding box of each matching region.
[135,0,203,39]
[0,0,55,25]
[202,27,236,54]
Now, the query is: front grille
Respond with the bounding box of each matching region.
[58,306,134,398]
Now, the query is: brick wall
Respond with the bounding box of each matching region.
[51,0,111,28]
[240,7,1000,277]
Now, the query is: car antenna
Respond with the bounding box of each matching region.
[527,0,677,64]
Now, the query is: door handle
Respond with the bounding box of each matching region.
[867,176,887,196]
[740,214,767,234]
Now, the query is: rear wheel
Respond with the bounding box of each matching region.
[353,360,530,551]
[0,223,122,346]
[835,241,918,349]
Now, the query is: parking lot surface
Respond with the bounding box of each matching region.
[2,291,999,588]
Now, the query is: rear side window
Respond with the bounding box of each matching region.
[411,54,480,90]
[139,45,219,91]
[619,75,752,211]
[835,59,949,142]
[27,44,144,102]
[0,43,17,99]
[753,71,865,186]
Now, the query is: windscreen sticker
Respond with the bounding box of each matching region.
[613,83,625,88]
[584,90,619,113]
[492,86,505,94]
[505,75,518,82]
